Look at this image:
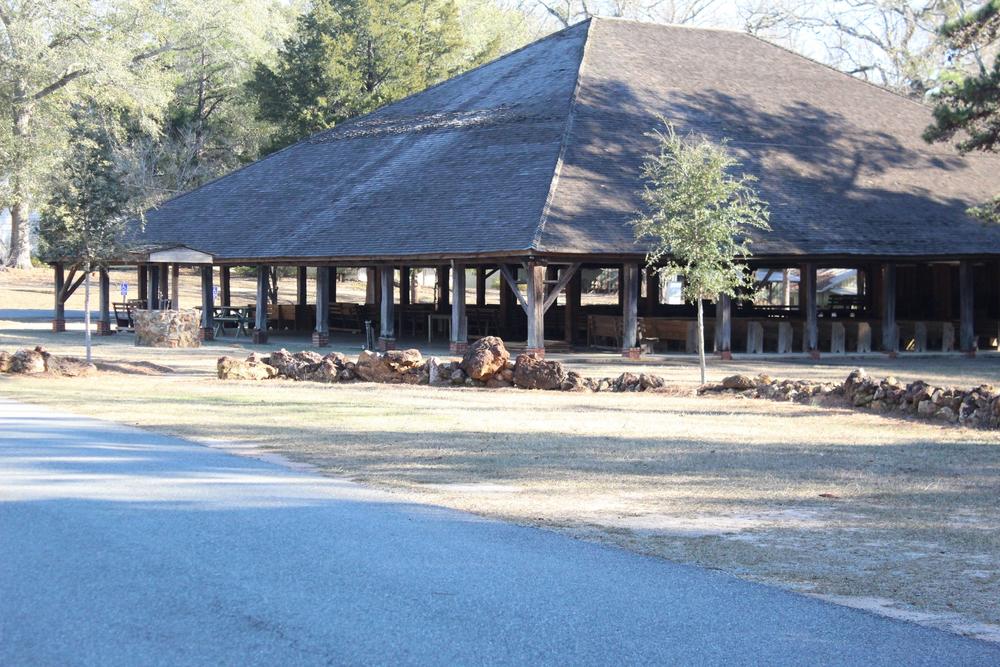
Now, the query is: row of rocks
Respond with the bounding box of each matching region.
[701,369,1000,429]
[218,336,674,393]
[0,346,96,377]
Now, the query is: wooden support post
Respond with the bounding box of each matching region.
[746,321,764,354]
[564,269,581,345]
[400,267,410,307]
[802,262,819,358]
[621,262,640,358]
[378,265,395,350]
[959,260,976,355]
[170,263,180,310]
[137,264,147,306]
[830,322,846,354]
[436,265,450,310]
[882,263,898,355]
[525,262,546,356]
[98,269,112,335]
[450,263,468,353]
[219,266,231,307]
[366,267,377,305]
[328,267,338,304]
[777,322,793,354]
[297,267,308,306]
[715,294,732,359]
[253,265,268,344]
[857,322,872,353]
[159,264,169,307]
[52,263,66,332]
[199,266,214,341]
[942,322,956,352]
[914,322,928,353]
[475,267,486,307]
[313,267,330,347]
[147,264,159,310]
[644,269,659,315]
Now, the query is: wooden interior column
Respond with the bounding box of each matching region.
[525,262,545,355]
[803,262,819,358]
[147,264,159,310]
[199,266,214,341]
[159,264,170,307]
[98,269,112,335]
[219,266,231,306]
[170,263,180,310]
[959,260,976,355]
[399,267,410,307]
[297,267,308,306]
[436,265,450,311]
[52,263,66,332]
[882,262,898,355]
[475,267,486,307]
[137,263,147,305]
[313,267,329,347]
[715,294,732,359]
[498,264,512,339]
[378,265,395,350]
[450,263,468,353]
[622,262,640,358]
[252,265,268,344]
[564,269,582,345]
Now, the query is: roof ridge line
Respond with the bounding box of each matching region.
[530,18,595,252]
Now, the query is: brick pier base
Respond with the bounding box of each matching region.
[523,348,545,358]
[312,331,329,347]
[199,327,214,342]
[621,347,642,360]
[717,350,733,360]
[252,329,268,344]
[449,341,469,354]
[96,321,114,336]
[52,318,66,333]
[809,349,822,360]
[377,337,396,351]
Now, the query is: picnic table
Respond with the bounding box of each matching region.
[195,305,254,338]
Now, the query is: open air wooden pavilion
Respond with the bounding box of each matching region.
[53,18,1000,358]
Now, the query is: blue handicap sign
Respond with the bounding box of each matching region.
[120,282,128,297]
[212,286,219,302]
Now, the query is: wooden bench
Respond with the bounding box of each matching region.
[329,303,365,334]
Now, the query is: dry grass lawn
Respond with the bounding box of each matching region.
[1,270,999,642]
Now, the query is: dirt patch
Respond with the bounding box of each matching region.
[92,359,175,375]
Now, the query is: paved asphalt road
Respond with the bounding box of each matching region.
[1,398,998,666]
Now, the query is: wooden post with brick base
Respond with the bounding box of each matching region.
[450,263,468,353]
[199,266,214,341]
[882,263,898,356]
[147,265,159,310]
[378,265,395,350]
[802,262,819,359]
[621,262,640,358]
[171,263,180,310]
[959,260,976,356]
[715,294,731,359]
[220,266,231,306]
[97,269,113,335]
[525,262,545,356]
[252,265,268,344]
[313,267,329,347]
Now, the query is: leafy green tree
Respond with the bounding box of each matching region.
[247,0,471,151]
[38,104,138,361]
[924,0,999,221]
[633,122,770,384]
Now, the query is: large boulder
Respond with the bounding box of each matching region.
[268,349,308,379]
[722,374,755,390]
[461,336,510,380]
[512,353,565,390]
[134,309,201,348]
[217,356,278,380]
[355,349,425,384]
[9,347,47,374]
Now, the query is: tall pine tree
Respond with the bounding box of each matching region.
[924,1,1000,221]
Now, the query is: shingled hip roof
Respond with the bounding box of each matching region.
[136,18,1000,262]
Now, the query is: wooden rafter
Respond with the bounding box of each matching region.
[542,263,581,312]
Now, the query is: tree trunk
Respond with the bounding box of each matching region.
[84,265,92,363]
[697,297,706,385]
[7,104,34,269]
